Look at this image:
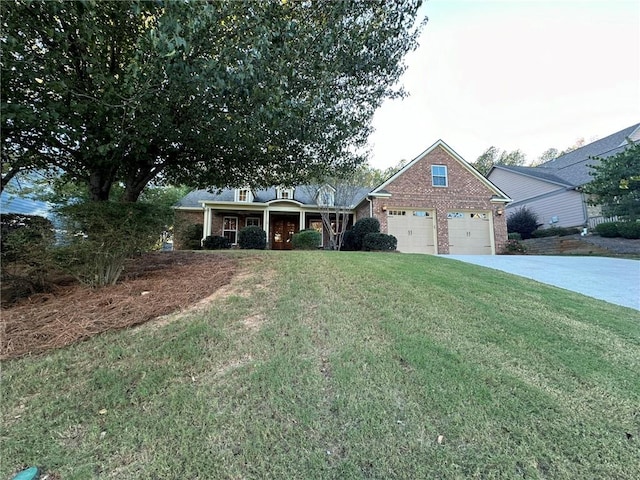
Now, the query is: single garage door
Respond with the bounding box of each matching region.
[447,211,493,254]
[387,209,436,254]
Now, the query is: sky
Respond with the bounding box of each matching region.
[367,0,640,170]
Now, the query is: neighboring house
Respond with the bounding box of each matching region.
[174,139,511,254]
[487,123,640,229]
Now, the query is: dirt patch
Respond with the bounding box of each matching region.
[1,252,237,360]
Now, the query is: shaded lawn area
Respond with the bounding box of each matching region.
[2,251,639,479]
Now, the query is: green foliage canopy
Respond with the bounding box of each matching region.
[473,147,527,176]
[1,0,424,201]
[583,143,640,221]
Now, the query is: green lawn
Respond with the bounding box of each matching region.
[2,251,639,479]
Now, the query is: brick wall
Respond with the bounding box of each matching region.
[372,145,509,254]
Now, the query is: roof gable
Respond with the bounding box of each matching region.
[371,139,510,201]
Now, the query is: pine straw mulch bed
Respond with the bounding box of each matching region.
[1,252,237,361]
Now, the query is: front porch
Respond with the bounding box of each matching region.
[202,202,342,249]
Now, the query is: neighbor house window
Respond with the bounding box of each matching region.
[223,217,238,244]
[236,188,253,202]
[246,217,261,227]
[431,165,448,187]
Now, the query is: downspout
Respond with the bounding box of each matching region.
[367,196,373,217]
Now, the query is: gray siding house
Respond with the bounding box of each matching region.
[487,123,640,229]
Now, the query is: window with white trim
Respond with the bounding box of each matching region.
[245,217,261,227]
[223,217,238,244]
[431,165,448,187]
[276,187,294,200]
[236,188,253,202]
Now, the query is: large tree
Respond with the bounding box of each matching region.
[583,143,640,221]
[472,147,527,176]
[1,0,424,201]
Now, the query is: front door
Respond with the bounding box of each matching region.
[271,218,298,250]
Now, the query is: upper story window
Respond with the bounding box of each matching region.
[431,165,448,187]
[235,188,253,202]
[276,187,294,200]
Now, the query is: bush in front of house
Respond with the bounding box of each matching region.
[531,226,581,238]
[203,235,231,250]
[594,221,620,238]
[292,229,321,250]
[502,239,527,255]
[176,223,203,250]
[507,207,539,239]
[349,217,381,250]
[363,232,397,251]
[507,232,522,240]
[617,221,640,239]
[238,226,267,249]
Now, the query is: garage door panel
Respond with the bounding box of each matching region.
[447,211,493,255]
[387,210,436,254]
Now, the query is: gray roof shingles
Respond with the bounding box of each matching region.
[175,185,371,208]
[495,123,639,188]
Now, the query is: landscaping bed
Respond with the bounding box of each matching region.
[1,252,236,360]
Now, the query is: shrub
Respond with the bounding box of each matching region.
[508,232,522,241]
[202,235,231,250]
[531,226,581,238]
[1,214,56,296]
[176,223,203,250]
[55,201,170,287]
[617,221,640,239]
[363,232,397,251]
[349,217,381,250]
[292,229,321,250]
[340,229,357,251]
[502,239,527,254]
[594,222,620,238]
[238,226,266,249]
[507,207,539,239]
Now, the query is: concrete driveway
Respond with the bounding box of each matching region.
[444,255,640,311]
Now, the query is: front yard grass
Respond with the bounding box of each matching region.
[2,251,639,479]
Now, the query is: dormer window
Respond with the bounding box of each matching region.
[316,185,335,206]
[236,188,253,202]
[276,187,294,200]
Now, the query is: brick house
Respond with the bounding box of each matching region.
[174,139,511,254]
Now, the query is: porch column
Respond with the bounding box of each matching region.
[299,211,305,231]
[204,207,213,239]
[263,208,269,240]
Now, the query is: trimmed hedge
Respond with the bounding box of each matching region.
[363,232,397,251]
[594,222,619,238]
[292,229,321,250]
[238,226,266,249]
[349,217,381,250]
[203,235,231,249]
[531,226,581,238]
[618,221,640,239]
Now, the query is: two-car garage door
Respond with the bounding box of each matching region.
[387,209,436,254]
[387,209,494,254]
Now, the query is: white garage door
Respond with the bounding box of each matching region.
[387,209,436,254]
[447,211,493,254]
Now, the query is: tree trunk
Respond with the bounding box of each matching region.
[88,170,115,201]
